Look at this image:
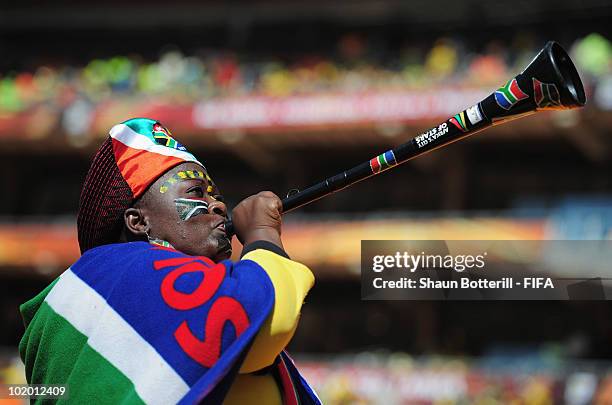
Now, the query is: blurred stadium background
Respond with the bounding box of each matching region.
[1,0,612,403]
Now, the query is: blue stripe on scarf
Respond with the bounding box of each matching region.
[280,351,322,405]
[72,242,275,395]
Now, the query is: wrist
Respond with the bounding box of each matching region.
[241,240,289,259]
[242,227,283,249]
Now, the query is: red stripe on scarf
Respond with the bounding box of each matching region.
[277,356,300,405]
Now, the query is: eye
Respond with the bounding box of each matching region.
[213,194,225,203]
[187,186,204,197]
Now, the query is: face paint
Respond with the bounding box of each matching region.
[159,170,206,194]
[205,173,215,194]
[174,198,209,221]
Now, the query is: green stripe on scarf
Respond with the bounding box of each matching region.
[21,302,145,405]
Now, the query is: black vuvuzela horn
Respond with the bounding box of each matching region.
[225,41,586,238]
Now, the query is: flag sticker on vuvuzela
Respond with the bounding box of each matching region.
[370,150,397,174]
[449,111,468,132]
[494,79,529,110]
[533,78,561,108]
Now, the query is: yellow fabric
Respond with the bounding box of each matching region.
[239,249,314,373]
[224,248,314,405]
[224,373,282,405]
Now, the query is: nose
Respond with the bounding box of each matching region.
[208,198,227,217]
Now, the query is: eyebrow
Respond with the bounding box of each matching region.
[159,170,212,194]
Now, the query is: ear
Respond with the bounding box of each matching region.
[124,207,149,237]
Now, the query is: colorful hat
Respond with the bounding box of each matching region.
[77,118,202,253]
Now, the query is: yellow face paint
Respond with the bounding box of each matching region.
[159,170,209,194]
[205,173,216,194]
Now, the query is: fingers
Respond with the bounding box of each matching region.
[230,191,284,247]
[257,191,283,216]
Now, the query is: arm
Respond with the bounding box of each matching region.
[230,192,314,373]
[238,242,314,373]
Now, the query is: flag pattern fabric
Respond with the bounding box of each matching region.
[19,242,320,404]
[110,118,202,199]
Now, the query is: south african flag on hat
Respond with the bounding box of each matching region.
[110,118,202,198]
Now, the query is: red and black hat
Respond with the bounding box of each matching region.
[77,118,203,253]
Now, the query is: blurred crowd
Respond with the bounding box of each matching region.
[0,33,610,114]
[297,352,611,405]
[3,349,612,405]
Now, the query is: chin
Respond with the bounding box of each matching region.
[211,236,233,262]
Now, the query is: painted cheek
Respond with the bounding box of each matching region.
[174,198,209,221]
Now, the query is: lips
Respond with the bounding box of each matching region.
[215,220,226,232]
